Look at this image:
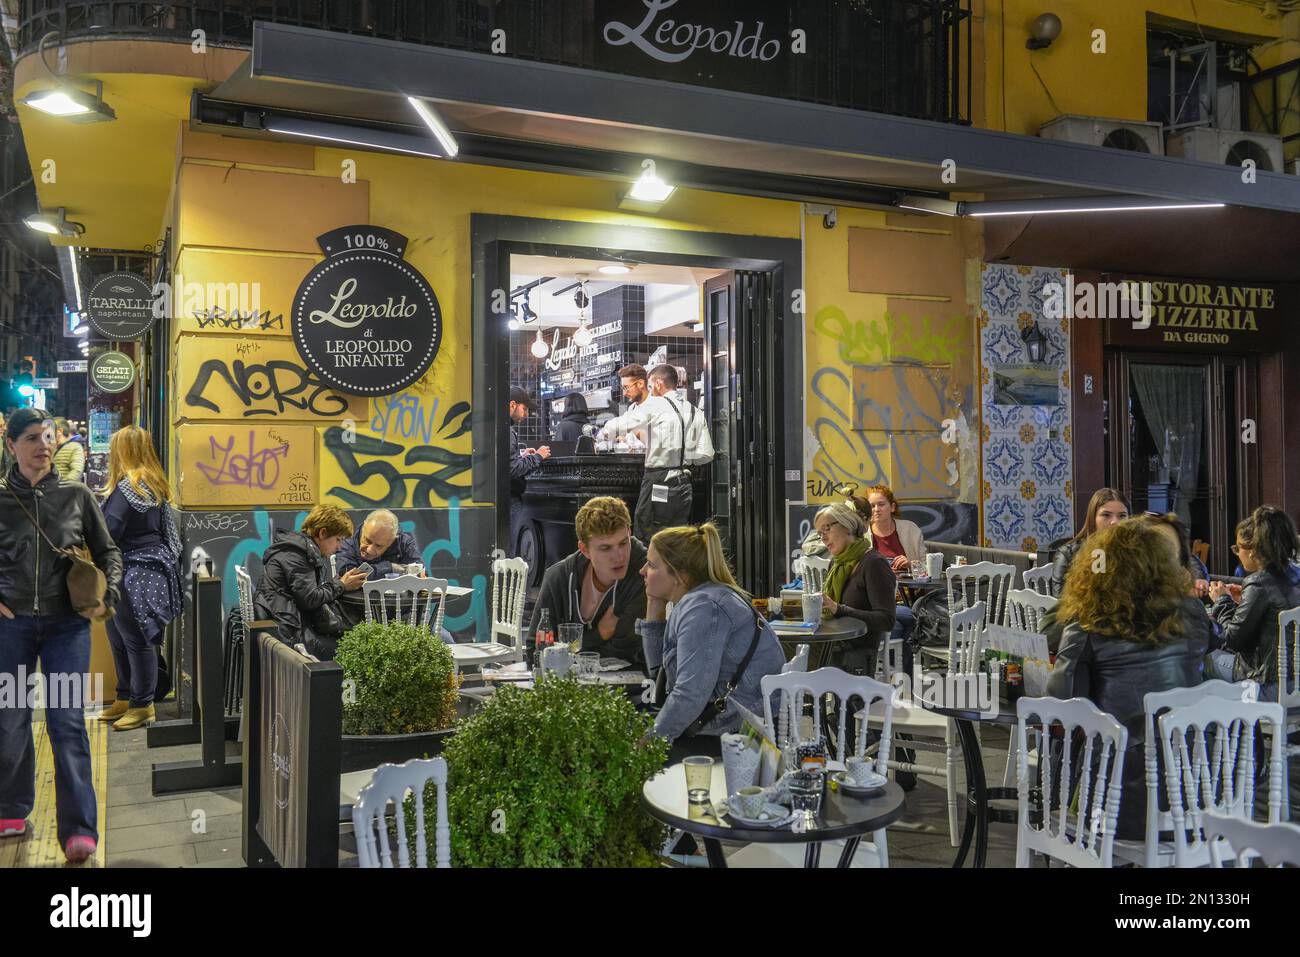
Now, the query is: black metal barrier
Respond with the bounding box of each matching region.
[148,574,242,794]
[242,626,343,868]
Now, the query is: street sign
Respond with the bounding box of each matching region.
[56,360,88,373]
[34,377,58,389]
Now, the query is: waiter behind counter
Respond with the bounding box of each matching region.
[528,496,647,669]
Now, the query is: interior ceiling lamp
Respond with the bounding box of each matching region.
[406,95,460,158]
[25,207,84,237]
[571,277,593,348]
[530,328,550,358]
[620,160,676,212]
[598,264,632,275]
[1026,12,1062,50]
[20,33,116,122]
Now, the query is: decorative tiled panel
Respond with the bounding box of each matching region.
[978,263,1074,554]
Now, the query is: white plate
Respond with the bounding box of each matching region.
[599,658,631,671]
[725,800,796,829]
[831,770,888,795]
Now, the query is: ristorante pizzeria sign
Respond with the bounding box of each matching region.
[291,226,442,395]
[1103,277,1284,353]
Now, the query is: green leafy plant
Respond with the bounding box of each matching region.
[431,676,669,867]
[335,621,459,736]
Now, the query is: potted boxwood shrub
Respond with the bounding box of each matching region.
[336,620,470,773]
[425,675,669,867]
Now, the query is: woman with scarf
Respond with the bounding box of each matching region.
[98,427,183,731]
[814,502,897,675]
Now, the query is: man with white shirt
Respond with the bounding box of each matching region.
[599,363,714,541]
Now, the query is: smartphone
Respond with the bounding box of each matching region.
[355,563,373,579]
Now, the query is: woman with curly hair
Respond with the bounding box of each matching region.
[1046,521,1208,839]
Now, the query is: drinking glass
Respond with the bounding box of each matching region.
[802,591,823,625]
[909,559,924,580]
[559,623,584,653]
[683,756,714,794]
[788,771,823,826]
[575,651,601,683]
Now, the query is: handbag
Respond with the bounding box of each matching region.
[5,483,112,617]
[653,605,765,737]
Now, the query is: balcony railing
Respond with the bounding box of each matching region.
[19,0,972,125]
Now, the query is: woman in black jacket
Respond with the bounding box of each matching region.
[1207,507,1300,699]
[1046,521,1207,840]
[553,392,591,443]
[253,505,368,660]
[99,426,184,732]
[0,409,123,864]
[1049,487,1130,595]
[814,502,896,675]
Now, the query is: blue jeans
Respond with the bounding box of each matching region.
[0,612,97,846]
[1205,650,1277,702]
[893,603,916,676]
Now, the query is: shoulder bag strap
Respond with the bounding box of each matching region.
[5,483,67,556]
[721,607,765,697]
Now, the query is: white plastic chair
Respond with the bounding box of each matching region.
[1015,695,1129,869]
[235,564,256,626]
[329,553,338,580]
[1276,607,1300,782]
[864,600,987,846]
[1157,696,1286,869]
[1204,812,1300,868]
[783,643,811,674]
[1005,588,1058,632]
[351,758,451,868]
[798,554,831,595]
[729,667,895,868]
[363,574,447,636]
[1022,563,1055,596]
[922,562,1013,670]
[489,557,529,663]
[1113,680,1260,869]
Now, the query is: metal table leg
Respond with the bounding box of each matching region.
[836,837,862,868]
[804,842,823,868]
[703,837,728,868]
[951,717,990,868]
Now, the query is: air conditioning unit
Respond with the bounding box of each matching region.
[1165,128,1285,173]
[1039,115,1165,155]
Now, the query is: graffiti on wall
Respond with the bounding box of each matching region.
[182,502,495,641]
[321,394,472,509]
[178,424,317,508]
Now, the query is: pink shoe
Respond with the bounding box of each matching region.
[0,819,26,838]
[65,835,96,864]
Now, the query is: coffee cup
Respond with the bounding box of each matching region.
[845,756,876,786]
[733,785,766,818]
[925,552,944,578]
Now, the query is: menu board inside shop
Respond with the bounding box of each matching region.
[1102,277,1284,353]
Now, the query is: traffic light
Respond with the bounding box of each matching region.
[11,358,34,403]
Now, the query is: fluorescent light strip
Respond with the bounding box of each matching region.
[264,121,444,159]
[71,246,83,311]
[897,203,958,217]
[406,96,459,158]
[967,202,1226,217]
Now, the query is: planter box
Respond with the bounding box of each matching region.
[340,693,482,774]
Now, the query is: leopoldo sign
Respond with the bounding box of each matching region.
[291,226,442,395]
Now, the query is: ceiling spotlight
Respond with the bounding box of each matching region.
[507,316,522,331]
[599,264,631,275]
[25,207,84,237]
[1026,12,1062,50]
[530,329,550,358]
[406,95,459,158]
[22,81,116,122]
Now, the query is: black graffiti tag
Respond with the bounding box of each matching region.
[322,428,471,508]
[184,359,351,418]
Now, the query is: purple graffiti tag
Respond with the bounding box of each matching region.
[195,433,290,490]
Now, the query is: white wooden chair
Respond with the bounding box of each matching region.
[235,564,256,627]
[1204,812,1300,868]
[329,553,338,580]
[351,758,451,868]
[864,601,987,846]
[874,632,904,682]
[1005,588,1058,632]
[1276,607,1300,793]
[489,557,529,664]
[783,643,811,674]
[1112,680,1260,869]
[1015,695,1128,869]
[922,562,1013,670]
[1022,563,1055,596]
[728,667,895,868]
[363,574,447,636]
[798,554,831,595]
[1157,696,1286,869]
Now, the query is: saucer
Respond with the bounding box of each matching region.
[831,770,888,796]
[724,800,796,828]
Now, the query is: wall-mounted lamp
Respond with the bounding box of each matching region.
[19,33,116,123]
[1021,320,1050,364]
[1026,13,1062,51]
[25,207,84,237]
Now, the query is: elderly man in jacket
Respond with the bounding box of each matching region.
[335,508,422,579]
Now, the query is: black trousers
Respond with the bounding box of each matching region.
[634,468,693,542]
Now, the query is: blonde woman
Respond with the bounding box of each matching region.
[638,523,785,760]
[253,504,368,660]
[99,426,182,732]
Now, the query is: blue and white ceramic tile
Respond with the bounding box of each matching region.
[1031,440,1070,487]
[985,436,1024,487]
[986,494,1027,544]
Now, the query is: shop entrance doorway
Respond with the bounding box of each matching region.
[1105,351,1260,574]
[474,219,797,597]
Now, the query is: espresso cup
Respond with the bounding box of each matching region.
[845,756,876,785]
[733,785,766,818]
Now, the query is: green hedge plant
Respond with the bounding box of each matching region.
[429,676,669,867]
[335,620,459,736]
